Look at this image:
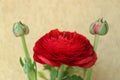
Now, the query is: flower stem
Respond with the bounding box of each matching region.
[56,65,65,80]
[84,68,92,80]
[84,35,99,80]
[21,36,30,59]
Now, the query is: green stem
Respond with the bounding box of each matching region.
[93,35,99,52]
[85,35,99,80]
[34,62,37,78]
[57,65,65,80]
[84,68,92,80]
[21,36,30,59]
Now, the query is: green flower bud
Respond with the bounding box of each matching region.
[89,18,109,35]
[13,21,29,37]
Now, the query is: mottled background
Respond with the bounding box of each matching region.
[0,0,120,80]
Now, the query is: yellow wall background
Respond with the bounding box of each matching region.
[0,0,120,80]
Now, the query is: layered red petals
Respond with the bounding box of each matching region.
[33,29,97,68]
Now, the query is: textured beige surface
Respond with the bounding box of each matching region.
[0,0,120,80]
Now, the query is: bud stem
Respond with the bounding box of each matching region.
[93,35,99,52]
[84,35,99,80]
[21,35,31,59]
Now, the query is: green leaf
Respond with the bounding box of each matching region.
[69,75,83,80]
[32,61,36,68]
[66,66,86,76]
[44,64,52,71]
[63,75,83,80]
[62,66,86,80]
[50,68,57,80]
[19,57,24,67]
[38,71,48,80]
[23,63,29,73]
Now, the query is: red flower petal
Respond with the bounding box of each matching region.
[33,29,97,68]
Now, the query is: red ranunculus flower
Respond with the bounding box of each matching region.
[33,29,97,68]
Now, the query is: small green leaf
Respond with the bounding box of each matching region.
[44,64,52,71]
[38,71,48,80]
[19,57,24,67]
[66,67,86,76]
[50,68,57,80]
[32,61,36,68]
[63,75,83,80]
[69,75,83,80]
[23,63,29,73]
